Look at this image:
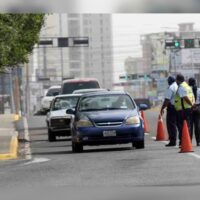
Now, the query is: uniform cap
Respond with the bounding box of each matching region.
[188,77,196,86]
[167,76,175,85]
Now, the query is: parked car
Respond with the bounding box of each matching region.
[46,94,82,142]
[72,88,108,94]
[60,78,100,94]
[41,85,61,112]
[66,91,148,152]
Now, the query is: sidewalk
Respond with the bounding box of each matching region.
[0,114,19,160]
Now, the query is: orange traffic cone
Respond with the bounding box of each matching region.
[179,120,193,153]
[156,115,168,141]
[141,110,149,133]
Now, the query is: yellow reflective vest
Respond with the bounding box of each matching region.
[174,82,195,111]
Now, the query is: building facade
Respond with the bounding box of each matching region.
[67,14,113,89]
[25,14,113,114]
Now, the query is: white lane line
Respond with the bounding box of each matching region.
[151,136,200,159]
[23,117,32,160]
[23,157,50,165]
[188,153,200,159]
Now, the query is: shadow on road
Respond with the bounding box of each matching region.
[32,146,135,156]
[82,146,136,154]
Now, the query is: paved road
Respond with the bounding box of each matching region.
[1,110,200,199]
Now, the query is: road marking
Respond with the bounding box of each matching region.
[188,153,200,159]
[151,136,200,159]
[23,157,50,165]
[23,118,32,160]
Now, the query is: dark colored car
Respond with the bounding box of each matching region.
[60,78,100,94]
[67,91,147,152]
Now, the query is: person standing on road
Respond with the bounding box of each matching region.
[160,76,178,146]
[188,77,200,146]
[174,74,195,146]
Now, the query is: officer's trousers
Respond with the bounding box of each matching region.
[166,104,178,144]
[193,112,200,145]
[176,108,193,143]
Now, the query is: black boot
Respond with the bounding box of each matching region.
[165,142,176,147]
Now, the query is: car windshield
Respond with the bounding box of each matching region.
[62,81,100,94]
[51,96,79,111]
[78,94,135,112]
[46,88,60,96]
[73,89,107,94]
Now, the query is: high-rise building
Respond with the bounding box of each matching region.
[26,14,113,113]
[67,14,113,89]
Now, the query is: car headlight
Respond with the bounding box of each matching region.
[76,117,93,128]
[125,116,140,125]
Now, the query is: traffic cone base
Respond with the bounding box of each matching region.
[141,110,149,133]
[179,120,193,153]
[156,115,168,141]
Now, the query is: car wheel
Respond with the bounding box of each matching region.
[72,142,83,153]
[132,140,144,149]
[48,129,56,142]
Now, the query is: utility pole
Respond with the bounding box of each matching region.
[0,74,4,114]
[9,69,15,113]
[59,14,64,81]
[191,49,195,77]
[173,49,177,74]
[25,62,30,115]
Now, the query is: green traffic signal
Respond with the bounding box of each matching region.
[184,39,194,48]
[174,40,180,48]
[165,38,196,49]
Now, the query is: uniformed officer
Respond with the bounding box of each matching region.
[160,76,178,146]
[174,74,195,146]
[188,77,200,146]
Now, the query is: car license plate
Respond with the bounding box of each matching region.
[103,130,116,137]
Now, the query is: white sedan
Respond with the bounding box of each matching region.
[41,85,61,111]
[46,94,82,142]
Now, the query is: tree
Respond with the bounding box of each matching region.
[0,14,45,70]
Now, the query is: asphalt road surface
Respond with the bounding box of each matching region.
[1,110,200,200]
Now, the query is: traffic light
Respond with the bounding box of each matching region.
[58,37,69,47]
[184,39,194,48]
[174,40,181,48]
[165,40,181,49]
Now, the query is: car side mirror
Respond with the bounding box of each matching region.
[139,104,148,111]
[53,92,59,96]
[66,108,75,115]
[45,108,50,114]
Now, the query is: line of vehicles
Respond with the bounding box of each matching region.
[43,78,148,153]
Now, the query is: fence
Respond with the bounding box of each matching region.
[0,68,23,115]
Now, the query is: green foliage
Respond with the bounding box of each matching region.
[0,14,45,69]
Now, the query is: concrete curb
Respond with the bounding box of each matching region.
[0,114,20,160]
[13,114,21,121]
[0,135,18,160]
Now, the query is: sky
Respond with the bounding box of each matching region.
[112,14,200,81]
[2,0,200,13]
